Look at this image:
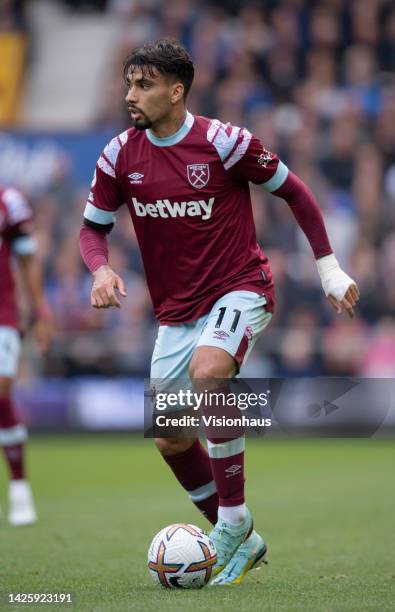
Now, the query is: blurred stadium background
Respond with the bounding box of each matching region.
[1,0,395,432]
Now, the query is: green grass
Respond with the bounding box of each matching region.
[0,437,394,611]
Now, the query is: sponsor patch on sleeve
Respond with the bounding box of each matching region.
[258,149,274,167]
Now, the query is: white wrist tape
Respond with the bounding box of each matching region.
[316,253,354,301]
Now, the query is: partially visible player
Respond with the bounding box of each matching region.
[0,185,52,526]
[79,40,359,584]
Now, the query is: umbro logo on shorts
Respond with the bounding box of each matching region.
[213,330,230,340]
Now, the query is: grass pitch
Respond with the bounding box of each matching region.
[0,436,394,611]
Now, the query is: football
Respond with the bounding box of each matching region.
[147,523,217,589]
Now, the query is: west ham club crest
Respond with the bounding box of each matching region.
[187,164,210,189]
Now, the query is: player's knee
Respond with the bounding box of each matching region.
[189,361,231,380]
[189,347,236,380]
[154,437,196,457]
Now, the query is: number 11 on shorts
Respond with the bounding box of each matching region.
[215,307,241,332]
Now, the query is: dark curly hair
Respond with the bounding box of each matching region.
[123,39,195,100]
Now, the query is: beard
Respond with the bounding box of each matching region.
[132,117,153,130]
[129,108,153,130]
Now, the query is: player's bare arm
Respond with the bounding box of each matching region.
[91,264,127,309]
[17,253,53,353]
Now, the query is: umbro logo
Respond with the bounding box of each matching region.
[213,330,230,341]
[129,172,144,184]
[225,464,242,477]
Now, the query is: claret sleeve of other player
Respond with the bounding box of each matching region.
[1,187,37,256]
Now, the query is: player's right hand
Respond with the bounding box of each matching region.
[91,265,127,309]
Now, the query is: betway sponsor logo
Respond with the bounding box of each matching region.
[132,197,214,220]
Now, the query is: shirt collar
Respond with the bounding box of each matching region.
[145,111,194,147]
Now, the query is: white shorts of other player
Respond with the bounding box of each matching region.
[0,326,21,378]
[151,290,271,384]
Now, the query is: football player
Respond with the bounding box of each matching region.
[80,40,359,584]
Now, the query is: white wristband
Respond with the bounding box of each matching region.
[316,254,354,301]
[316,253,339,277]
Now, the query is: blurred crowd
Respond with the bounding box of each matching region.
[6,0,395,378]
[0,0,28,32]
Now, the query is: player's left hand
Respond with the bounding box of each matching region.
[326,282,360,318]
[316,254,360,318]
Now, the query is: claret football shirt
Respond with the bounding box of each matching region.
[84,112,289,323]
[0,187,37,328]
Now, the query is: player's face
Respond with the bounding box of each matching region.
[125,66,180,130]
